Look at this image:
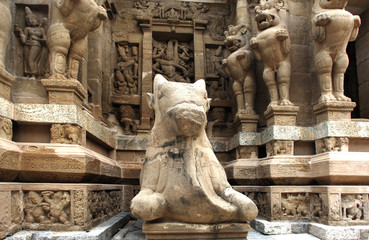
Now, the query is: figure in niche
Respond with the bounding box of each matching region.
[24,191,51,224]
[342,195,363,220]
[119,105,139,135]
[223,24,256,115]
[152,40,166,60]
[210,46,228,91]
[14,7,48,78]
[115,44,138,95]
[250,0,293,107]
[312,0,361,103]
[152,40,188,82]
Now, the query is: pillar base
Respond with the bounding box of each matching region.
[41,78,87,107]
[264,105,299,127]
[313,101,356,124]
[234,110,259,132]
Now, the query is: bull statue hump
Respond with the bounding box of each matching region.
[130,74,258,224]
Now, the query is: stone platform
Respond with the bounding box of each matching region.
[142,222,251,239]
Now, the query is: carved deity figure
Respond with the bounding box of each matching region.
[131,74,258,223]
[152,40,189,82]
[0,0,11,69]
[115,44,138,94]
[47,0,107,80]
[14,7,48,78]
[250,0,293,108]
[24,191,50,224]
[222,24,256,115]
[41,191,70,224]
[312,0,361,103]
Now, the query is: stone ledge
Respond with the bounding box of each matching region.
[0,140,123,183]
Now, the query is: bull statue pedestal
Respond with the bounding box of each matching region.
[130,74,258,239]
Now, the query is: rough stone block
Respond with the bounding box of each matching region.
[250,218,292,235]
[309,223,360,240]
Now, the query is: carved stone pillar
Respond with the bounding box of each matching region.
[313,102,356,124]
[138,18,153,132]
[41,79,88,108]
[194,20,207,81]
[0,68,15,100]
[264,105,300,127]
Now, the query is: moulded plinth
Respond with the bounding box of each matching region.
[313,101,356,124]
[264,105,300,127]
[142,222,252,239]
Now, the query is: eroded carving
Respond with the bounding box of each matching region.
[119,105,139,135]
[223,24,256,116]
[50,124,82,145]
[312,193,323,218]
[131,74,258,223]
[0,116,12,140]
[14,7,48,78]
[47,0,107,80]
[342,195,364,221]
[88,190,122,220]
[266,140,293,156]
[281,193,309,218]
[312,0,361,103]
[135,1,208,20]
[316,137,349,153]
[250,0,293,108]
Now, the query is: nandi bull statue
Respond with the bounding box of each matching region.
[131,74,258,224]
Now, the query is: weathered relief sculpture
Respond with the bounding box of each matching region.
[14,7,48,78]
[0,0,11,70]
[250,0,293,107]
[115,44,138,94]
[312,0,361,103]
[222,24,256,115]
[131,74,257,223]
[47,0,107,80]
[119,105,139,135]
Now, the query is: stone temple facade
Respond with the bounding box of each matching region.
[0,0,369,239]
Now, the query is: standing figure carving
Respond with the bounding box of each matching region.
[222,24,256,115]
[131,74,257,223]
[312,0,361,103]
[250,0,293,108]
[0,0,11,69]
[47,0,107,80]
[14,7,48,78]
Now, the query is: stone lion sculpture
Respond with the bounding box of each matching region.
[47,0,107,80]
[250,0,293,108]
[0,0,11,69]
[222,24,256,116]
[312,0,361,103]
[130,74,258,223]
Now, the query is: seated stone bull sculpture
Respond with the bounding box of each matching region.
[131,74,258,223]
